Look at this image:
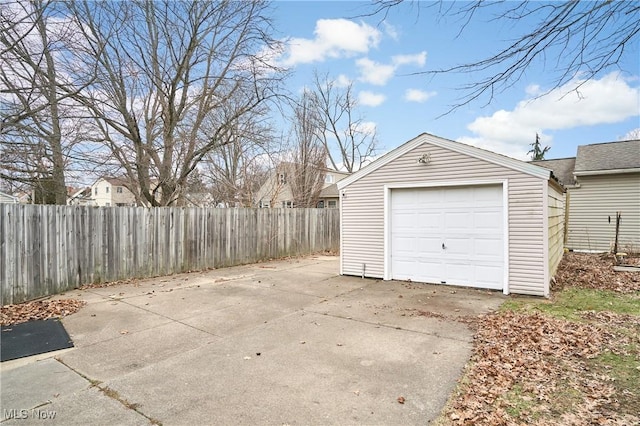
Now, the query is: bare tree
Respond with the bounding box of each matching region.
[202,115,273,207]
[621,128,640,141]
[370,1,640,112]
[312,72,378,172]
[287,92,327,208]
[0,0,78,204]
[64,0,282,206]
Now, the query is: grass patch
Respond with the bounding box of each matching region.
[546,380,584,417]
[502,287,640,321]
[501,384,539,419]
[589,351,640,415]
[440,282,640,425]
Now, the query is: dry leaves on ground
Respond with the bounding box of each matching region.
[446,310,640,425]
[1,299,86,326]
[445,253,640,425]
[554,252,640,293]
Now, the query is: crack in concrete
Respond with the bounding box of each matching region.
[54,358,162,425]
[303,309,473,343]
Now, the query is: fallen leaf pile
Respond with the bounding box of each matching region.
[79,277,139,289]
[446,310,639,425]
[1,299,86,326]
[553,252,640,293]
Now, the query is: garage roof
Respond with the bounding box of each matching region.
[338,133,552,190]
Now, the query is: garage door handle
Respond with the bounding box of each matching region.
[442,243,446,249]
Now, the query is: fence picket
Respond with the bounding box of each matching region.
[0,206,339,305]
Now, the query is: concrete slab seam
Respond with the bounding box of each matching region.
[304,309,473,343]
[54,357,159,425]
[116,299,223,339]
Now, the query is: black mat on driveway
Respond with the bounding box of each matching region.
[1,319,74,362]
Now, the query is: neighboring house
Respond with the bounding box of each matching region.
[337,133,565,297]
[0,191,19,204]
[67,187,93,206]
[14,191,31,204]
[254,163,350,208]
[91,177,137,207]
[532,139,640,253]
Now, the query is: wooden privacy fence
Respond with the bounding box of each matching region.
[0,205,340,305]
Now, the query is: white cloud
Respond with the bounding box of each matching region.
[351,120,377,136]
[335,74,352,88]
[404,89,437,103]
[393,51,427,67]
[356,58,396,86]
[280,19,381,66]
[383,21,399,41]
[458,72,640,160]
[358,90,386,107]
[356,51,427,86]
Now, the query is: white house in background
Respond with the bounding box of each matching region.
[0,191,18,204]
[91,177,137,207]
[67,187,93,206]
[254,163,350,208]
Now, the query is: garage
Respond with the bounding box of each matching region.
[337,133,565,297]
[390,185,505,290]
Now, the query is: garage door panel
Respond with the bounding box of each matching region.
[443,187,469,202]
[418,189,443,204]
[474,238,502,258]
[475,211,502,229]
[443,237,472,256]
[444,263,472,283]
[394,261,443,283]
[445,212,472,231]
[392,236,417,254]
[417,237,442,256]
[474,185,503,203]
[475,265,503,289]
[417,212,442,228]
[391,185,504,290]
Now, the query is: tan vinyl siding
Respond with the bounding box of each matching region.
[548,183,565,278]
[566,173,640,252]
[341,141,549,296]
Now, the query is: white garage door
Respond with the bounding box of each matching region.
[390,185,504,290]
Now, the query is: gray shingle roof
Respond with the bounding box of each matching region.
[574,140,640,172]
[530,158,576,186]
[319,183,338,198]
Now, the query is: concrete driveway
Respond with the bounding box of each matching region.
[1,255,504,425]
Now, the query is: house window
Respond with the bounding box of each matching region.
[325,174,334,184]
[105,202,110,206]
[328,200,337,208]
[281,201,294,208]
[260,201,270,208]
[105,186,109,193]
[317,200,325,208]
[278,173,287,184]
[94,187,98,195]
[116,187,123,193]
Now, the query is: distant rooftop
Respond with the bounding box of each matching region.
[530,158,576,186]
[574,140,640,172]
[530,139,640,186]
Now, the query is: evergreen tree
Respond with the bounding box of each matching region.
[528,133,550,160]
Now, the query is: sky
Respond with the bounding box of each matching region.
[267,1,640,162]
